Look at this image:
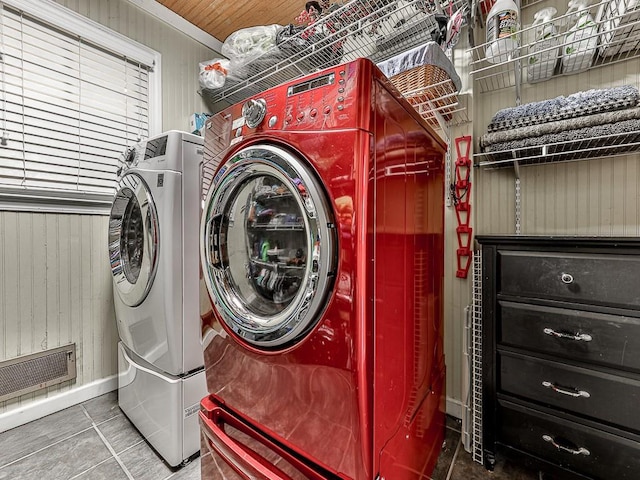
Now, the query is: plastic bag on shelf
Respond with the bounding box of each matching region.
[221,25,282,66]
[198,58,230,90]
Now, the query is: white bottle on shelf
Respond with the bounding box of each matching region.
[485,0,520,64]
[561,0,598,74]
[527,7,560,83]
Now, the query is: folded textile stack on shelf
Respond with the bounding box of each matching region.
[479,85,640,164]
[376,41,462,126]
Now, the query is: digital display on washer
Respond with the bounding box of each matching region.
[287,73,335,96]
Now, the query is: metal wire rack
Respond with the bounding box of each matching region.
[475,127,640,168]
[471,0,640,168]
[403,79,470,127]
[469,0,640,94]
[202,0,467,127]
[471,250,483,464]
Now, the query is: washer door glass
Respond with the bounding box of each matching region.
[201,145,336,349]
[109,173,159,307]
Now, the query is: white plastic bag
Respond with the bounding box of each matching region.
[198,58,230,90]
[221,25,281,65]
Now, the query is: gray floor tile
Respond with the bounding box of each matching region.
[429,428,461,480]
[118,439,173,480]
[449,446,540,480]
[97,412,145,454]
[0,405,93,468]
[72,458,130,480]
[0,428,112,480]
[168,457,201,480]
[81,391,121,424]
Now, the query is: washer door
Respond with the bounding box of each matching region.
[109,172,159,307]
[201,144,337,350]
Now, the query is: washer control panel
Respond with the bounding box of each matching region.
[236,63,359,133]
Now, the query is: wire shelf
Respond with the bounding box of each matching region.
[201,0,467,127]
[469,0,640,94]
[403,78,470,126]
[475,127,640,167]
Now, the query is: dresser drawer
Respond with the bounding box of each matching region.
[499,301,640,371]
[500,351,640,432]
[498,399,640,480]
[498,251,640,309]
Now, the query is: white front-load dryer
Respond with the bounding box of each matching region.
[108,130,206,467]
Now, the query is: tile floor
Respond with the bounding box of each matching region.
[0,391,540,480]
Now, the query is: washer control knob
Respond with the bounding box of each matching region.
[268,116,278,127]
[297,111,305,121]
[309,108,318,118]
[242,98,267,128]
[323,106,331,115]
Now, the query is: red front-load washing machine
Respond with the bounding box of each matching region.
[199,58,446,480]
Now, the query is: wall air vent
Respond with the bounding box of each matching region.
[0,344,76,402]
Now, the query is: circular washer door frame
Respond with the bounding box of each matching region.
[201,144,337,350]
[109,172,160,307]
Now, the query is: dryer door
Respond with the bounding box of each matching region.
[201,144,337,350]
[109,172,159,307]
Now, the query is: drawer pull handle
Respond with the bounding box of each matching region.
[561,273,574,284]
[542,381,591,398]
[542,435,590,456]
[543,328,592,342]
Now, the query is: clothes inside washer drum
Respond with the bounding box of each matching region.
[483,117,640,162]
[480,106,640,149]
[487,85,640,133]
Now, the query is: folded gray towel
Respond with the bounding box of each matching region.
[487,85,640,132]
[484,118,640,163]
[481,106,640,148]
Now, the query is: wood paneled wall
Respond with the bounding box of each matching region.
[0,213,115,413]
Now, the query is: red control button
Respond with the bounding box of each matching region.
[323,106,331,115]
[309,108,318,118]
[285,115,293,124]
[297,111,305,121]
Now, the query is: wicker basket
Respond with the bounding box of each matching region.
[389,64,458,124]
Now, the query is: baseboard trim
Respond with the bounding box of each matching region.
[447,396,463,420]
[0,376,117,433]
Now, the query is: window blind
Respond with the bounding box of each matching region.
[0,3,153,210]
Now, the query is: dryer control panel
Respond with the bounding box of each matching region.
[231,59,379,134]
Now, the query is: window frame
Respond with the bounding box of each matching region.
[0,0,161,215]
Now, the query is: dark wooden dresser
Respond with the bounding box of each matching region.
[476,236,640,480]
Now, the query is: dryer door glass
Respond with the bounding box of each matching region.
[109,173,159,307]
[201,145,336,350]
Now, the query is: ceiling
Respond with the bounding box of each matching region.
[156,0,308,45]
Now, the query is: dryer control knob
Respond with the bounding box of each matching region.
[242,98,267,128]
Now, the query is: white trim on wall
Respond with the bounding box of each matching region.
[126,0,224,52]
[447,396,463,420]
[0,376,118,433]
